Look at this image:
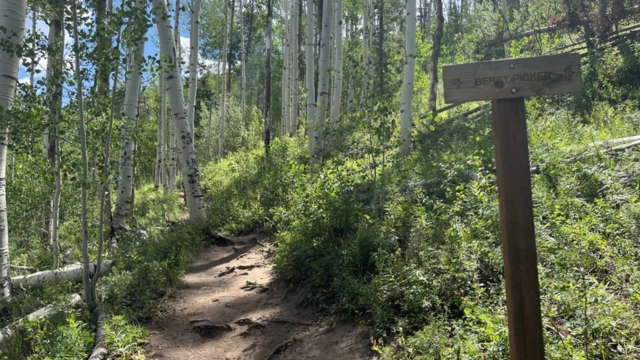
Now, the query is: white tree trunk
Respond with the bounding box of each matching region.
[305,0,316,152]
[161,71,169,196]
[154,0,207,221]
[174,0,182,69]
[329,0,343,132]
[240,0,248,145]
[313,0,333,162]
[12,261,115,289]
[0,293,82,345]
[44,1,64,269]
[169,119,177,190]
[187,0,202,132]
[0,0,27,299]
[399,0,417,155]
[281,0,290,136]
[72,0,92,304]
[360,0,370,108]
[219,0,229,158]
[347,71,354,111]
[155,75,163,189]
[114,4,146,229]
[290,0,299,135]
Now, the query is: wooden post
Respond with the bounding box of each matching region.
[442,53,583,360]
[492,98,544,359]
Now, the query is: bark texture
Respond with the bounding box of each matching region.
[114,0,146,229]
[399,0,417,155]
[305,0,316,152]
[187,0,203,132]
[0,0,27,299]
[154,0,207,221]
[313,0,333,163]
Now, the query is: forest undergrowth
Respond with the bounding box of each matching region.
[4,32,640,360]
[201,45,640,359]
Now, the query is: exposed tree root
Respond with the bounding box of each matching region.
[264,336,297,360]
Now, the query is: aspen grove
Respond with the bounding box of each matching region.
[1,0,640,357]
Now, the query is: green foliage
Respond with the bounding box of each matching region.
[104,315,146,359]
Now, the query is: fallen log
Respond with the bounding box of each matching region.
[483,6,640,47]
[12,261,115,289]
[0,293,82,345]
[590,135,640,146]
[88,309,108,360]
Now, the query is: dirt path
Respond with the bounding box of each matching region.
[144,234,377,360]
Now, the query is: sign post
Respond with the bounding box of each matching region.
[443,53,582,360]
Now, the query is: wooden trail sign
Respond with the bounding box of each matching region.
[443,54,582,360]
[443,53,581,103]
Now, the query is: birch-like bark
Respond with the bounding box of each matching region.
[168,118,177,190]
[174,0,182,68]
[281,0,290,135]
[240,0,248,144]
[44,0,64,268]
[72,0,93,305]
[399,0,417,155]
[360,0,370,108]
[227,0,236,92]
[426,0,443,123]
[290,0,299,135]
[0,0,27,299]
[153,0,207,221]
[161,71,169,196]
[264,0,273,157]
[312,0,333,163]
[329,0,343,132]
[12,262,114,289]
[305,0,316,152]
[347,71,354,111]
[155,77,163,189]
[219,0,229,158]
[114,2,146,229]
[424,0,432,72]
[187,0,202,132]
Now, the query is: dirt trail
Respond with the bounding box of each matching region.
[144,234,377,360]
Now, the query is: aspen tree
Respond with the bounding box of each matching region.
[360,0,370,108]
[187,0,203,132]
[161,72,169,196]
[282,0,290,135]
[0,0,27,298]
[305,0,316,152]
[153,0,207,221]
[219,0,229,158]
[329,0,343,133]
[264,0,274,157]
[313,0,333,163]
[426,0,443,122]
[72,0,93,304]
[291,0,300,135]
[44,0,64,269]
[399,0,417,155]
[114,0,147,229]
[240,0,248,144]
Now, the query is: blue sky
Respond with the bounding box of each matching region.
[17,4,214,90]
